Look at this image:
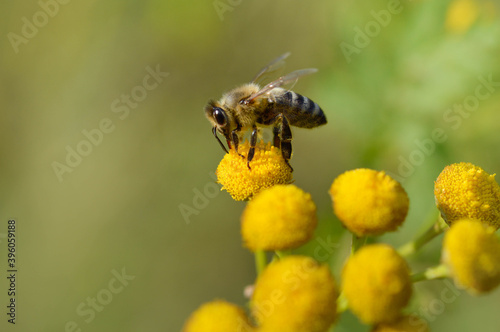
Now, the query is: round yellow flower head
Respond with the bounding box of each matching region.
[182,299,255,332]
[241,184,317,251]
[372,315,430,332]
[251,256,338,332]
[342,244,412,325]
[445,0,479,33]
[442,218,500,294]
[216,141,293,201]
[434,162,500,229]
[329,169,409,236]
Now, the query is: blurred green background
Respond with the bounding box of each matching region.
[1,0,500,331]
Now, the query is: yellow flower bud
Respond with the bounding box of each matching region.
[182,300,254,332]
[342,244,412,324]
[434,162,500,229]
[251,256,338,332]
[216,141,293,201]
[442,218,500,294]
[372,315,430,332]
[241,185,317,251]
[329,169,409,236]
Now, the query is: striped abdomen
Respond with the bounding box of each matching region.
[274,90,327,128]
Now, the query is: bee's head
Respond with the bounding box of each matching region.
[204,100,231,139]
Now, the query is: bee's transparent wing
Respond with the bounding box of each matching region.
[251,52,291,83]
[245,68,318,103]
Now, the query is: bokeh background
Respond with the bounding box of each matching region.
[1,0,500,331]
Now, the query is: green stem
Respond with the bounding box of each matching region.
[336,291,348,313]
[398,214,448,257]
[274,250,291,259]
[411,264,451,283]
[351,234,366,255]
[255,250,267,276]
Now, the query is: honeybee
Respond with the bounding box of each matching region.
[204,52,326,171]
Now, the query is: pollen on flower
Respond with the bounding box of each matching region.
[442,218,500,294]
[251,256,338,332]
[434,162,500,229]
[182,299,255,332]
[241,184,317,251]
[342,244,412,325]
[216,141,293,201]
[329,169,409,236]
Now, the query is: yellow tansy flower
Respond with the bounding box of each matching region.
[251,256,338,332]
[434,162,500,229]
[241,184,317,251]
[216,141,293,201]
[372,315,429,332]
[442,218,500,294]
[342,244,412,325]
[445,0,479,33]
[182,299,255,332]
[329,169,409,236]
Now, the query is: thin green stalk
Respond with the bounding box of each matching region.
[255,250,267,276]
[351,234,366,255]
[336,291,348,313]
[398,214,448,257]
[274,250,291,259]
[411,264,450,283]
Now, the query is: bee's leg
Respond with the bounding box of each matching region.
[276,114,293,172]
[247,125,258,170]
[231,128,244,158]
[212,126,229,153]
[272,125,281,148]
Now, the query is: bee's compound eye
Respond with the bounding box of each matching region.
[213,107,227,126]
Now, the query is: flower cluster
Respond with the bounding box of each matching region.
[183,256,338,332]
[183,142,500,331]
[433,163,500,295]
